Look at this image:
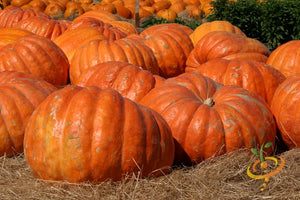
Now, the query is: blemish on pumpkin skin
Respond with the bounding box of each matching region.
[96,147,100,153]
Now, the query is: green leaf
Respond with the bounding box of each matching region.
[264,142,273,148]
[251,148,259,155]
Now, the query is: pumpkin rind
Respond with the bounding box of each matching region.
[24,85,175,182]
[75,61,157,102]
[186,31,271,72]
[139,72,277,165]
[194,59,286,105]
[0,34,70,87]
[271,75,300,149]
[0,71,56,157]
[266,40,300,78]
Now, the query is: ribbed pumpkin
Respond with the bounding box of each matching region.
[66,17,127,41]
[266,40,300,78]
[0,6,50,28]
[0,71,56,157]
[16,16,69,40]
[73,9,119,23]
[70,37,159,83]
[24,85,175,183]
[0,34,70,87]
[53,27,107,62]
[186,31,271,72]
[271,75,300,149]
[140,25,194,78]
[156,9,177,22]
[140,23,193,36]
[0,28,33,48]
[189,20,246,46]
[108,20,139,35]
[194,59,286,105]
[75,61,159,102]
[139,72,277,165]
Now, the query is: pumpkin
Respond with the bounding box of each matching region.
[11,0,31,7]
[139,72,277,165]
[140,23,193,36]
[186,31,271,72]
[53,27,107,62]
[63,1,85,20]
[194,59,286,105]
[0,6,50,28]
[66,17,127,40]
[0,27,33,48]
[271,75,300,149]
[24,85,175,182]
[0,71,56,157]
[70,36,159,83]
[75,61,159,102]
[266,40,300,78]
[140,25,194,78]
[189,20,246,46]
[114,4,132,19]
[108,20,139,35]
[152,0,171,12]
[73,9,119,23]
[0,34,70,87]
[169,1,186,14]
[156,8,177,21]
[44,2,65,19]
[16,16,69,40]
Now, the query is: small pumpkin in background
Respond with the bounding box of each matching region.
[0,34,70,87]
[63,1,84,20]
[152,0,171,12]
[186,31,271,72]
[11,0,31,7]
[44,2,65,19]
[266,40,300,78]
[156,8,177,21]
[24,85,175,183]
[0,71,57,157]
[271,75,300,149]
[75,61,159,102]
[75,8,119,23]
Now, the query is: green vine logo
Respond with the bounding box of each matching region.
[247,142,285,191]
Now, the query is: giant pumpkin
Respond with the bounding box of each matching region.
[0,34,70,87]
[24,85,175,183]
[0,71,56,157]
[271,75,300,149]
[139,72,277,165]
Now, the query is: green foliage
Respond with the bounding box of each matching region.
[142,17,202,30]
[207,0,300,51]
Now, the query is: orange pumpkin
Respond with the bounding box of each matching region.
[24,85,175,183]
[139,72,277,165]
[271,75,300,149]
[0,71,57,157]
[0,34,70,87]
[156,9,177,21]
[0,27,33,48]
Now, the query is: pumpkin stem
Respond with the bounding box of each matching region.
[203,97,214,107]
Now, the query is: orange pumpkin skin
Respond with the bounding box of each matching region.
[266,40,300,78]
[66,17,127,41]
[0,35,69,87]
[74,9,119,23]
[194,59,286,105]
[0,28,33,48]
[108,20,139,35]
[0,6,50,28]
[186,31,271,72]
[0,71,56,157]
[53,27,107,62]
[156,9,177,21]
[141,26,194,78]
[271,75,300,149]
[16,16,69,40]
[141,23,193,36]
[139,72,276,165]
[190,20,246,46]
[75,61,158,102]
[24,85,175,183]
[70,37,159,83]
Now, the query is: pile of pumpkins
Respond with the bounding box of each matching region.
[0,0,215,21]
[0,6,299,184]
